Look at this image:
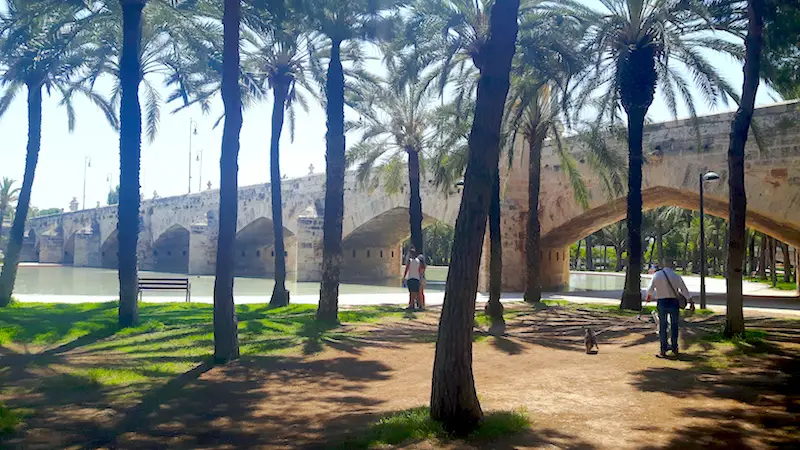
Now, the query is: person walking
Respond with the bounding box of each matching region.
[417,252,427,309]
[403,248,423,310]
[645,260,692,358]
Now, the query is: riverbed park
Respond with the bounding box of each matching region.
[1,0,799,448]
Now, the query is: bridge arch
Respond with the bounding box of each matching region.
[541,186,800,249]
[152,224,190,273]
[234,217,296,278]
[101,230,119,269]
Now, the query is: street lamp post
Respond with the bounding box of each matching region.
[82,156,91,210]
[189,119,198,194]
[196,149,203,192]
[699,171,720,309]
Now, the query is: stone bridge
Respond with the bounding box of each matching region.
[24,101,800,290]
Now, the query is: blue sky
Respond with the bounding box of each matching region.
[0,0,779,211]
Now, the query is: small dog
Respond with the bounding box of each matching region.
[584,327,599,354]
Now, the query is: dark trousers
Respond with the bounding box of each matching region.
[657,298,680,353]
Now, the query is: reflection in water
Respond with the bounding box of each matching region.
[12,265,442,297]
[12,265,626,296]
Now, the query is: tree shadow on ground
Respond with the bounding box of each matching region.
[630,318,800,449]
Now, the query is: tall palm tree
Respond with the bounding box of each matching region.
[430,0,520,435]
[0,1,92,306]
[502,7,599,305]
[0,178,20,246]
[726,0,764,337]
[248,12,314,308]
[116,0,147,327]
[306,0,401,323]
[347,80,440,253]
[213,0,242,362]
[579,0,742,310]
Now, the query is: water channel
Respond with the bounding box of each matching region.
[11,265,627,297]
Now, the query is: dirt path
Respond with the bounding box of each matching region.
[3,306,798,449]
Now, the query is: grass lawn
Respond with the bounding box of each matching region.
[0,302,412,405]
[1,300,797,449]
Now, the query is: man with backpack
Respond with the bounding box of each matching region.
[645,260,693,358]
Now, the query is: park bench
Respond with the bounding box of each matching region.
[138,277,191,303]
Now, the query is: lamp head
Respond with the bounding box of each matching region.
[703,171,720,181]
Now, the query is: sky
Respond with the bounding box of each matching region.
[0,0,781,212]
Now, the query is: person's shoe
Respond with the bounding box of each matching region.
[672,348,680,356]
[656,352,668,359]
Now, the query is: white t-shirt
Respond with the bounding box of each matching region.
[646,268,690,300]
[406,256,422,280]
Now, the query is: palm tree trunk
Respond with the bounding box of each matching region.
[781,242,791,283]
[713,219,721,275]
[770,237,777,287]
[621,106,647,310]
[317,39,346,323]
[758,232,767,279]
[117,0,145,327]
[748,230,756,275]
[524,135,543,303]
[603,245,608,270]
[0,82,42,306]
[430,0,520,435]
[615,245,624,272]
[486,170,504,329]
[213,0,242,362]
[683,230,690,274]
[269,80,290,308]
[647,238,655,267]
[656,222,664,268]
[407,149,424,253]
[574,239,582,270]
[586,234,594,271]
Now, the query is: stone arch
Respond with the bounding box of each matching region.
[339,207,444,281]
[541,186,800,248]
[152,224,190,273]
[234,217,296,278]
[63,231,77,265]
[101,230,119,269]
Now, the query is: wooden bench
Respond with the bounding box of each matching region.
[138,277,191,303]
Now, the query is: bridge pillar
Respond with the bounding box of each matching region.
[296,216,324,282]
[188,220,218,275]
[540,245,570,291]
[73,229,102,267]
[20,233,39,262]
[38,234,63,263]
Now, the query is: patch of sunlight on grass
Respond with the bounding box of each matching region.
[338,306,406,323]
[542,300,569,307]
[470,409,531,440]
[78,368,149,387]
[0,301,118,345]
[474,312,492,328]
[117,319,166,336]
[0,403,25,437]
[336,407,531,449]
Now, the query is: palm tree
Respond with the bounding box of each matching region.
[599,222,627,271]
[503,7,613,305]
[213,0,242,362]
[0,1,92,306]
[430,0,520,435]
[726,0,764,337]
[0,178,20,247]
[306,0,401,323]
[248,12,314,308]
[116,0,148,328]
[347,80,440,253]
[579,0,742,310]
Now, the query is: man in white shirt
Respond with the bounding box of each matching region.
[403,248,425,310]
[646,261,692,357]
